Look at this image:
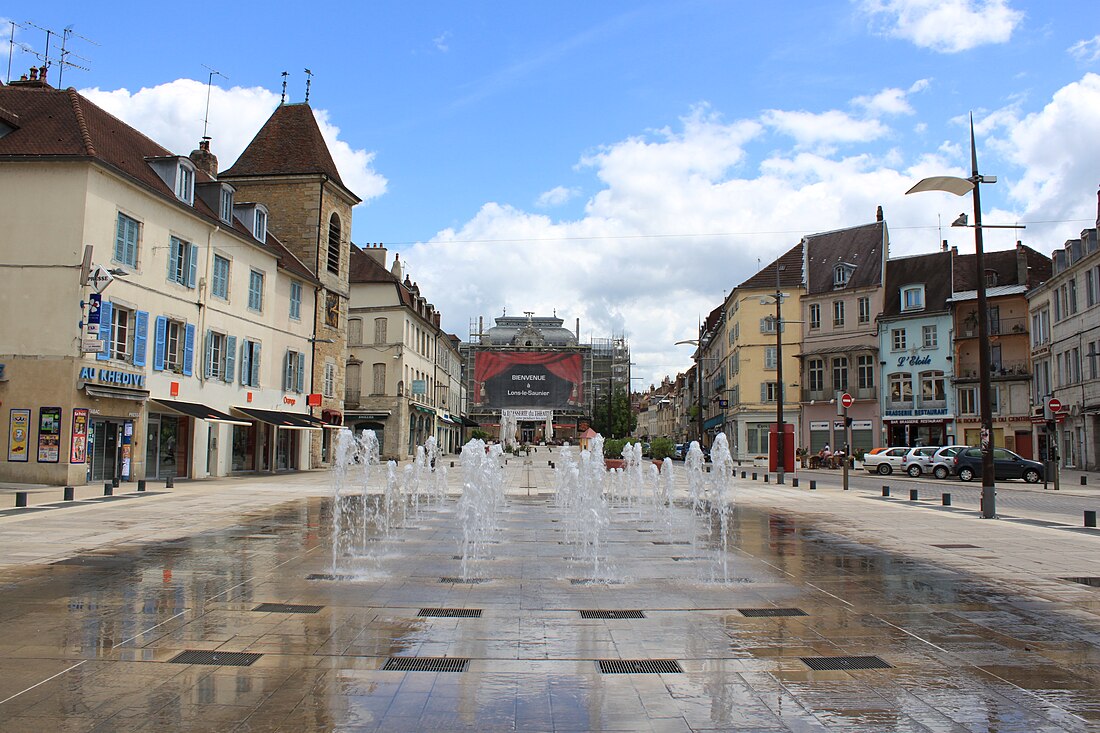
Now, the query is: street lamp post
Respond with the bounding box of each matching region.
[761,265,790,482]
[674,338,705,445]
[907,114,1010,519]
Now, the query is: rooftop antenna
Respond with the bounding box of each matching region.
[23,21,56,82]
[201,64,227,140]
[280,71,288,104]
[5,20,20,84]
[304,68,313,103]
[57,25,96,87]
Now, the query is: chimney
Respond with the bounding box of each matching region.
[941,239,948,252]
[576,318,580,340]
[189,137,218,177]
[1096,185,1100,228]
[390,252,403,281]
[364,242,387,266]
[876,205,884,222]
[1016,240,1028,286]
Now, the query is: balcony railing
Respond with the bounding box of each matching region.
[953,361,1031,380]
[957,316,1028,339]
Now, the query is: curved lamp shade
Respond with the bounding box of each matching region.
[905,176,975,197]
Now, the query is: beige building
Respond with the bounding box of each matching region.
[0,77,327,485]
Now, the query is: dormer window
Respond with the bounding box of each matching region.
[176,162,194,204]
[901,285,925,311]
[985,269,998,287]
[220,187,234,223]
[254,206,268,242]
[833,263,854,289]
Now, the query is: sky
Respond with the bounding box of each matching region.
[5,1,1100,387]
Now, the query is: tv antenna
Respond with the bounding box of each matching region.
[304,68,313,103]
[57,25,96,87]
[201,64,227,139]
[280,70,288,104]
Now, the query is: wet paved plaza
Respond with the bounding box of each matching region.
[1,465,1099,731]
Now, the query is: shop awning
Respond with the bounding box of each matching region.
[703,414,724,430]
[232,406,322,430]
[84,384,149,402]
[346,410,391,420]
[461,416,481,427]
[411,404,436,416]
[151,399,252,426]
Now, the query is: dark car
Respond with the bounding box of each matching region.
[953,447,1043,483]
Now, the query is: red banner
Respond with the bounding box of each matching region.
[473,352,583,410]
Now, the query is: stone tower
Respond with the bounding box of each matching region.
[220,102,361,465]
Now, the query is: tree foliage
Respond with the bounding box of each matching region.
[591,385,638,439]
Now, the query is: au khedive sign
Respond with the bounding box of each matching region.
[473,352,582,410]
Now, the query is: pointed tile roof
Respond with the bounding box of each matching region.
[221,102,351,192]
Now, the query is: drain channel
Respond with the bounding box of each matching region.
[382,657,469,672]
[801,655,892,671]
[580,610,645,619]
[738,608,807,617]
[439,577,488,584]
[253,603,323,614]
[1061,577,1100,587]
[306,573,357,581]
[168,650,262,667]
[418,608,483,618]
[598,659,683,674]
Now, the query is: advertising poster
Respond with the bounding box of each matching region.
[70,408,89,464]
[8,409,30,462]
[37,407,62,463]
[473,352,583,410]
[121,420,133,479]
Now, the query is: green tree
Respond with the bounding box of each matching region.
[650,437,675,461]
[592,385,637,439]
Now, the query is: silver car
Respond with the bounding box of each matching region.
[930,445,968,479]
[900,446,939,477]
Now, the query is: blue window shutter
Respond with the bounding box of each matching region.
[203,330,213,379]
[114,215,125,262]
[251,342,261,387]
[183,324,195,376]
[153,316,167,371]
[760,383,767,402]
[168,238,179,281]
[296,352,306,393]
[240,340,250,385]
[283,350,292,391]
[187,244,197,288]
[133,310,149,366]
[224,336,236,383]
[97,300,113,361]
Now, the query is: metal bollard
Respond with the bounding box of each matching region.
[942,492,951,506]
[752,472,757,481]
[1082,475,1088,486]
[792,478,799,487]
[1086,510,1097,528]
[809,480,816,490]
[112,477,120,488]
[137,480,146,492]
[15,491,28,508]
[165,476,174,489]
[882,486,890,497]
[63,486,75,501]
[910,488,919,501]
[741,470,746,479]
[103,482,113,496]
[764,474,770,483]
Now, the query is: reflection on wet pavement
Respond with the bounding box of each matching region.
[0,495,1098,732]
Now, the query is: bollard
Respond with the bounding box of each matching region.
[882,486,890,497]
[1082,475,1088,486]
[792,478,799,487]
[942,492,951,506]
[763,474,770,484]
[165,476,174,489]
[137,479,146,492]
[103,482,113,496]
[63,486,75,501]
[741,470,746,479]
[910,488,919,501]
[15,491,28,508]
[809,480,816,490]
[112,477,120,488]
[1086,510,1097,528]
[752,472,757,481]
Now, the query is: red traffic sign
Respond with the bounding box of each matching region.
[1047,397,1062,413]
[840,393,854,409]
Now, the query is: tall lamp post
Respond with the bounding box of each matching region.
[675,339,705,445]
[907,114,1020,519]
[760,265,790,481]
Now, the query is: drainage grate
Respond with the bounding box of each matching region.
[570,578,625,585]
[931,544,980,549]
[168,650,262,667]
[439,577,488,584]
[598,659,683,674]
[306,573,357,581]
[801,655,892,671]
[652,541,690,545]
[580,609,645,619]
[253,603,323,614]
[671,556,705,561]
[739,608,808,618]
[1061,577,1100,587]
[418,608,483,618]
[382,657,469,672]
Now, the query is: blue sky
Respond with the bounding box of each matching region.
[6,1,1100,384]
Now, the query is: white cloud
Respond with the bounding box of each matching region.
[853,78,931,116]
[761,109,889,147]
[79,79,387,204]
[1068,35,1100,64]
[861,0,1024,53]
[433,31,452,53]
[536,186,580,208]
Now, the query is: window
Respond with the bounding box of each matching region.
[760,316,782,334]
[1034,360,1051,402]
[832,357,848,391]
[761,381,778,402]
[211,255,229,300]
[254,208,267,242]
[1054,290,1063,322]
[809,303,821,329]
[204,331,234,382]
[240,340,262,387]
[764,346,777,370]
[97,305,147,366]
[164,319,183,371]
[372,363,386,395]
[1067,278,1078,315]
[168,237,197,288]
[283,350,305,392]
[922,325,938,349]
[1090,342,1099,380]
[920,371,945,404]
[326,213,342,274]
[152,317,194,375]
[901,285,924,311]
[374,317,388,344]
[989,385,1000,413]
[892,328,906,350]
[858,296,871,324]
[220,187,234,223]
[1087,266,1100,308]
[958,386,977,414]
[110,305,132,361]
[114,213,140,267]
[325,292,339,328]
[323,362,336,398]
[834,264,852,288]
[808,358,824,392]
[348,318,363,346]
[248,270,264,312]
[833,300,845,327]
[985,269,998,288]
[988,305,1001,335]
[888,373,913,405]
[289,281,302,320]
[857,354,874,389]
[176,162,194,204]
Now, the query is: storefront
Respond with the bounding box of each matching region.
[883,408,953,448]
[232,406,321,472]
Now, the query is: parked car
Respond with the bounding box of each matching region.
[674,443,687,460]
[930,445,968,479]
[953,447,1043,483]
[862,446,911,475]
[900,446,939,477]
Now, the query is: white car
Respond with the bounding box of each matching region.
[900,446,939,477]
[930,445,968,479]
[862,446,910,475]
